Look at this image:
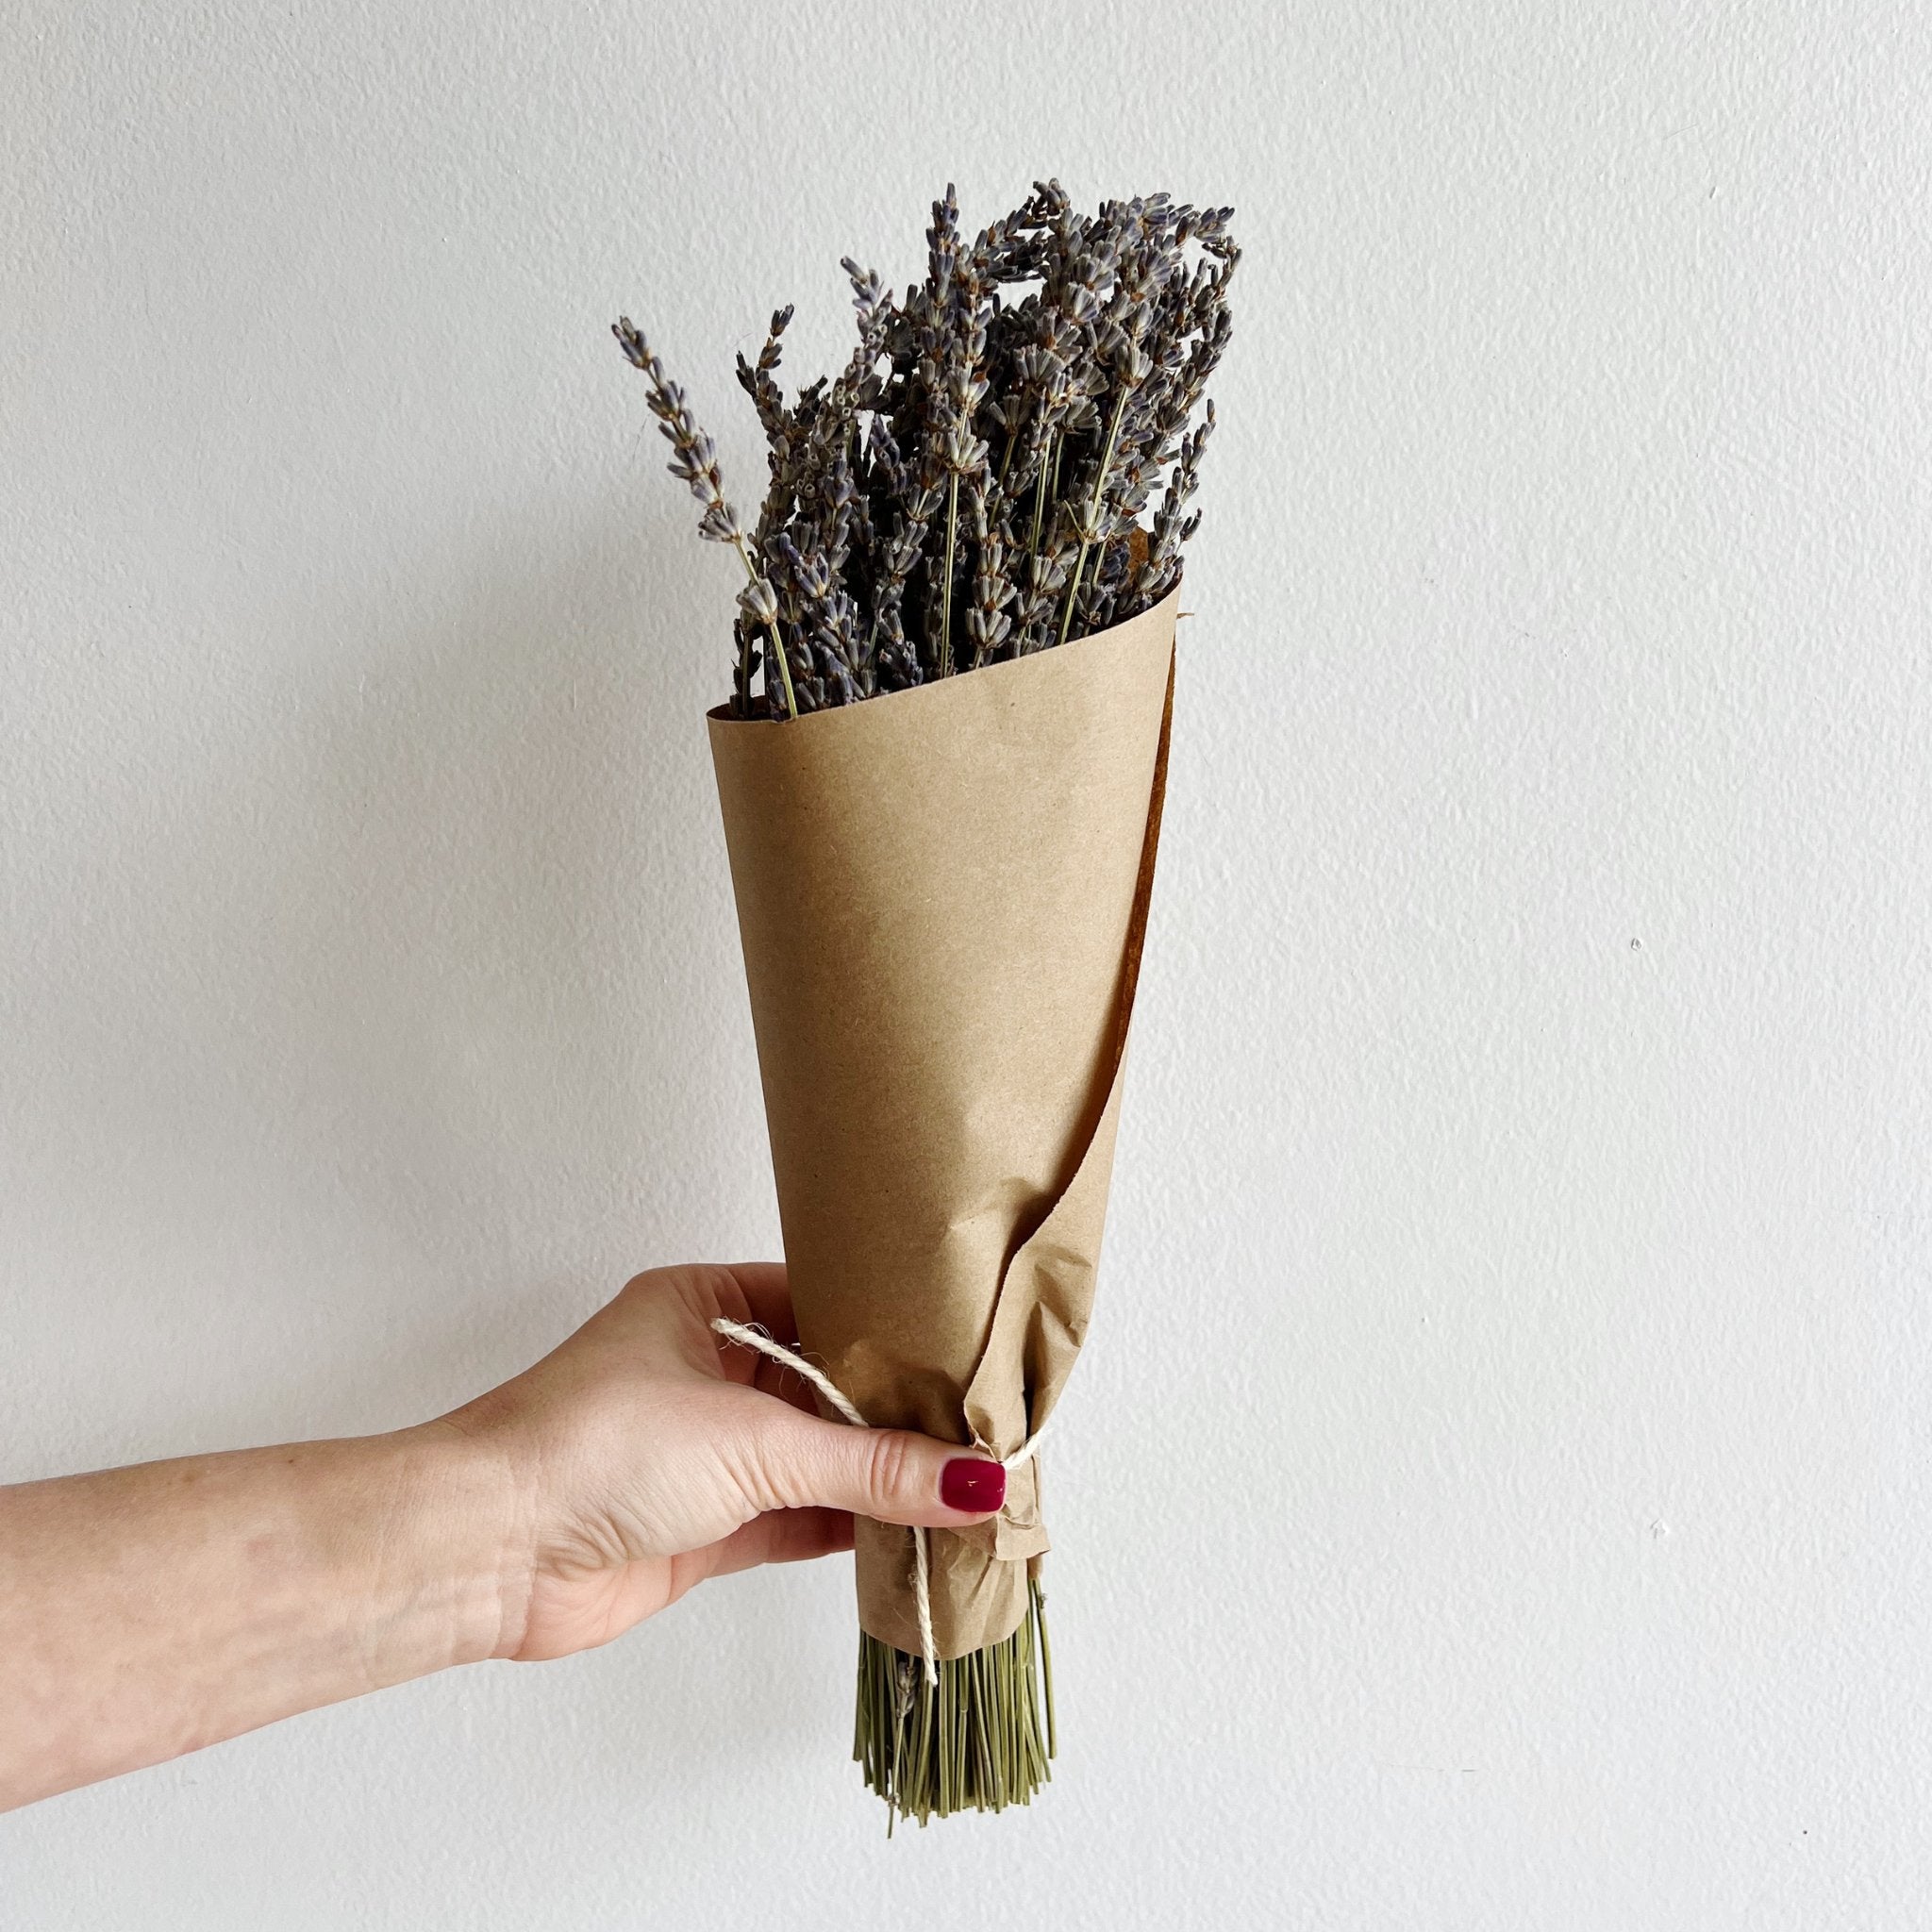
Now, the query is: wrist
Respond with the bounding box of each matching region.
[381,1420,535,1670]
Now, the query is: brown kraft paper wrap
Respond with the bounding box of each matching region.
[707,586,1177,1659]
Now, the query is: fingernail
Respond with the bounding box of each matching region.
[940,1458,1007,1514]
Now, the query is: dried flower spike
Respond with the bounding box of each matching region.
[614,316,798,718]
[613,182,1235,717]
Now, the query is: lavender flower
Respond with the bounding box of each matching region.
[612,183,1236,716]
[613,316,799,718]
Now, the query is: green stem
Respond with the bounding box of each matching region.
[938,472,959,678]
[1029,431,1054,558]
[853,1587,1055,1824]
[1036,1578,1058,1760]
[766,620,797,717]
[1057,387,1132,649]
[731,535,797,720]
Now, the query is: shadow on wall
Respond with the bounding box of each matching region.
[261,495,746,1248]
[27,488,768,1455]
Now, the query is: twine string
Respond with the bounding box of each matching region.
[710,1316,1050,1686]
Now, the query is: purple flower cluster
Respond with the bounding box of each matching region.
[615,181,1237,718]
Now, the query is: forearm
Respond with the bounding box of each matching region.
[0,1423,519,1811]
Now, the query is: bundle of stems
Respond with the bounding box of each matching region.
[614,179,1236,718]
[857,1576,1056,1830]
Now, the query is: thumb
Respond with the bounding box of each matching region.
[742,1405,1008,1528]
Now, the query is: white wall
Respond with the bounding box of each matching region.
[5,3,1929,1925]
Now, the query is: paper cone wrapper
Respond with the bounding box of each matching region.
[708,587,1177,1657]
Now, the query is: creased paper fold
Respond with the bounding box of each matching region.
[708,588,1176,1657]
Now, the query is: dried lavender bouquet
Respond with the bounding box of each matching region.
[613,182,1234,1824]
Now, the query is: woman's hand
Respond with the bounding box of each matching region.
[444,1261,1003,1661]
[0,1261,1001,1811]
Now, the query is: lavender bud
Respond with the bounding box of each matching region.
[697,502,741,544]
[738,576,780,627]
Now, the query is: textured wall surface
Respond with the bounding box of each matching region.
[5,4,1929,1925]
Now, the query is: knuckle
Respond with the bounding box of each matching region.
[745,1456,791,1517]
[733,1412,801,1513]
[862,1429,913,1510]
[731,1436,791,1515]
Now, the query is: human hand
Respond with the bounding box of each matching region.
[443,1263,1008,1663]
[1,1260,1003,1809]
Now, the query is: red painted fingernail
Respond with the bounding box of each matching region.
[940,1458,1007,1514]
